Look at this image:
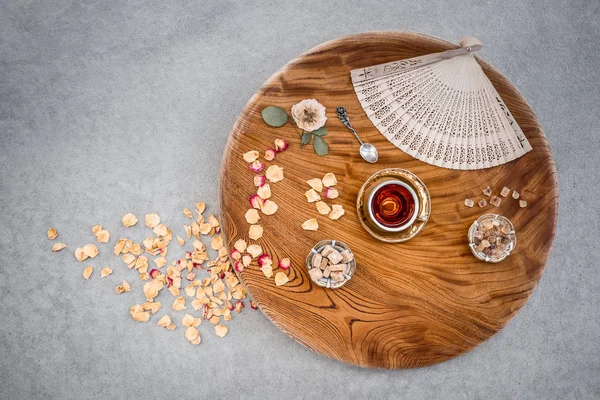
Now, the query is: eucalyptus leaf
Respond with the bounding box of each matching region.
[312,127,328,137]
[301,133,312,147]
[313,135,329,156]
[261,106,288,127]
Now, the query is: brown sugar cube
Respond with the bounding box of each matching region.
[512,191,520,199]
[320,245,335,258]
[327,250,343,265]
[482,186,492,196]
[329,264,346,272]
[478,199,487,208]
[308,268,323,281]
[519,200,527,208]
[330,271,344,282]
[312,253,323,269]
[490,196,502,207]
[320,257,329,270]
[340,249,354,263]
[464,198,474,207]
[322,265,331,278]
[500,187,511,197]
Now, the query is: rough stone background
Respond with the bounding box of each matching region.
[1,1,598,399]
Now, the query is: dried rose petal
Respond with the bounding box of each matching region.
[116,280,130,294]
[101,267,112,278]
[182,313,201,327]
[145,213,160,228]
[172,296,186,311]
[322,173,337,187]
[242,255,252,267]
[305,189,321,203]
[82,244,99,258]
[329,204,345,220]
[214,324,228,337]
[315,201,331,215]
[325,187,339,199]
[249,160,265,173]
[157,314,175,330]
[250,300,258,309]
[247,244,263,258]
[234,260,244,272]
[254,175,266,187]
[95,229,110,243]
[52,242,66,252]
[260,264,273,278]
[306,178,323,192]
[275,271,289,286]
[230,248,242,261]
[243,150,260,163]
[249,194,265,209]
[122,213,138,227]
[130,304,150,322]
[234,239,247,253]
[185,326,201,345]
[82,266,93,280]
[265,165,284,183]
[261,199,278,215]
[143,302,162,314]
[244,209,260,224]
[196,202,206,215]
[301,218,319,231]
[248,225,263,240]
[211,235,223,250]
[274,138,288,152]
[153,224,168,237]
[257,184,271,200]
[149,268,161,279]
[47,228,58,240]
[183,208,193,219]
[264,148,276,161]
[278,258,291,270]
[257,254,272,267]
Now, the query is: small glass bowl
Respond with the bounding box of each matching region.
[305,240,356,289]
[468,214,517,263]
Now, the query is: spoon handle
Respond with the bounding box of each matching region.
[336,107,363,145]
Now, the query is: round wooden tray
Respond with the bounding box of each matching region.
[218,32,558,369]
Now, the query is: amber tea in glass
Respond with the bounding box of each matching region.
[370,182,416,229]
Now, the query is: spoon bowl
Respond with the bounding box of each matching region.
[360,143,379,163]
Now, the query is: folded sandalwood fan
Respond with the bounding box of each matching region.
[49,205,262,346]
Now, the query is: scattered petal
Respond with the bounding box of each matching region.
[172,296,186,311]
[302,218,319,231]
[157,314,176,330]
[274,138,288,152]
[145,213,160,228]
[95,229,110,243]
[278,258,291,270]
[245,209,260,224]
[249,160,265,173]
[264,148,276,161]
[130,304,150,322]
[82,244,99,258]
[257,184,271,200]
[322,173,337,187]
[183,208,193,219]
[257,254,272,267]
[82,266,93,280]
[261,199,278,215]
[306,178,323,192]
[234,239,247,253]
[153,224,168,237]
[101,267,113,278]
[52,242,66,252]
[260,264,273,278]
[116,280,130,294]
[47,228,58,240]
[243,150,260,163]
[185,326,201,345]
[275,272,289,286]
[329,204,345,220]
[315,201,331,215]
[247,244,263,258]
[248,225,263,240]
[249,194,265,209]
[305,189,321,203]
[177,235,185,246]
[214,324,228,337]
[122,213,138,227]
[265,165,284,183]
[254,175,266,187]
[325,187,339,199]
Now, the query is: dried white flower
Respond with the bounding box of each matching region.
[291,99,327,132]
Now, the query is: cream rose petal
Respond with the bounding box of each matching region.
[265,165,284,183]
[301,218,319,231]
[122,213,138,227]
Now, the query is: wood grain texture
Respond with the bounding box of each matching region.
[218,32,558,369]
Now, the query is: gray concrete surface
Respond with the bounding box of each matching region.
[1,0,599,399]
